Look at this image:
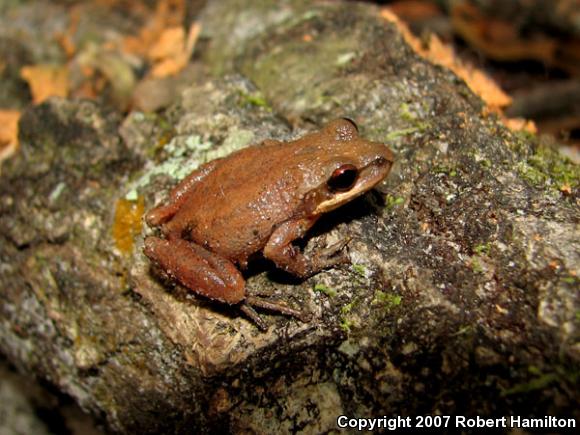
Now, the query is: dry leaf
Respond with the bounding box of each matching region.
[0,110,20,163]
[427,35,512,109]
[54,4,81,59]
[122,0,185,57]
[113,196,145,255]
[380,8,422,53]
[462,67,512,109]
[20,65,69,104]
[150,22,200,78]
[502,117,537,134]
[149,26,185,61]
[388,0,441,21]
[381,9,512,110]
[451,1,557,63]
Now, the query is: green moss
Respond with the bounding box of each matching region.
[238,90,271,110]
[433,165,458,176]
[518,145,579,190]
[243,33,359,112]
[313,283,337,297]
[399,102,416,122]
[340,318,354,333]
[340,302,354,315]
[385,127,421,140]
[339,300,356,333]
[396,102,432,134]
[351,264,366,277]
[385,194,405,209]
[372,291,402,309]
[473,242,491,255]
[471,257,484,274]
[501,373,558,396]
[514,128,537,145]
[561,276,578,285]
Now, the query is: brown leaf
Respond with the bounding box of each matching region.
[388,0,441,21]
[450,1,556,63]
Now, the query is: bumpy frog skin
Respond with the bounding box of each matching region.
[144,119,394,329]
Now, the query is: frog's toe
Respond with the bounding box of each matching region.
[245,296,309,323]
[313,237,351,269]
[239,304,268,331]
[320,237,352,256]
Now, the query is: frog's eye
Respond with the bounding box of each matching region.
[328,164,358,192]
[341,117,358,132]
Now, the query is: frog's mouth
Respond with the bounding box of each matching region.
[313,157,393,214]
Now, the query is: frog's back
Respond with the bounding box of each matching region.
[165,141,308,263]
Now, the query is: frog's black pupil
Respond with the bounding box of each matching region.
[328,165,358,192]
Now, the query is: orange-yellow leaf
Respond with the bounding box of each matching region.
[113,197,145,255]
[20,65,69,104]
[502,117,537,134]
[381,8,512,111]
[149,26,185,61]
[149,22,200,78]
[121,0,186,57]
[0,110,20,163]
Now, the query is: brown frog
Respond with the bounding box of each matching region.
[144,118,394,329]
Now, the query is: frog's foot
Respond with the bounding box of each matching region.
[265,218,351,278]
[239,304,267,331]
[240,296,309,330]
[145,203,180,227]
[312,237,351,269]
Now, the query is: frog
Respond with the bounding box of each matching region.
[144,118,394,330]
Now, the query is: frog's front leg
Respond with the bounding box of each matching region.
[264,217,350,278]
[144,236,246,304]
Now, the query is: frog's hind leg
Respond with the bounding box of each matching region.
[144,236,308,330]
[241,296,309,331]
[239,304,268,331]
[245,296,306,319]
[143,236,246,304]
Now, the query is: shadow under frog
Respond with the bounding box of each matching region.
[144,118,394,330]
